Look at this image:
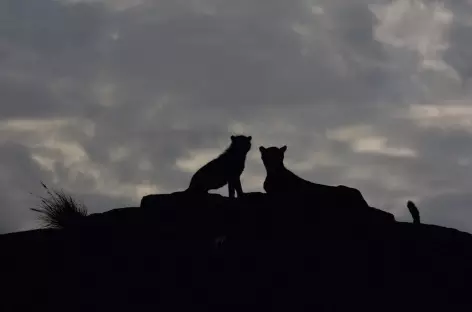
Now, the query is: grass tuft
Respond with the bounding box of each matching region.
[30,182,88,229]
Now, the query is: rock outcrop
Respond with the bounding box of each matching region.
[1,191,471,311]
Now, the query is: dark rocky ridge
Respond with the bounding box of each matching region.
[1,191,472,311]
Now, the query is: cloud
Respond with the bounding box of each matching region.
[326,124,417,157]
[0,142,52,233]
[1,0,472,233]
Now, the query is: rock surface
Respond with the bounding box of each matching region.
[1,191,471,311]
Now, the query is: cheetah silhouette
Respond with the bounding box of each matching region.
[259,145,369,207]
[187,135,252,198]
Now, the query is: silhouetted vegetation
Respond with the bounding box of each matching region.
[30,182,88,229]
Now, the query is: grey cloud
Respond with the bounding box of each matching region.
[102,0,392,114]
[0,142,54,233]
[0,0,105,52]
[444,22,472,84]
[0,0,110,123]
[0,76,58,119]
[421,192,472,233]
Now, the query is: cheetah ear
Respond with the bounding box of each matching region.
[248,136,252,141]
[280,145,287,153]
[259,146,266,153]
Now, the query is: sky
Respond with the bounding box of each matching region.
[1,0,472,234]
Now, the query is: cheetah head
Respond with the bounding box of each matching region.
[259,145,287,169]
[230,135,252,153]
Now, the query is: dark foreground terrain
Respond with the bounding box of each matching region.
[1,191,472,311]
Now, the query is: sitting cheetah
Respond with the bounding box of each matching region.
[187,135,252,198]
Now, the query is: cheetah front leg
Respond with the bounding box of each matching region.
[228,180,236,198]
[234,178,244,198]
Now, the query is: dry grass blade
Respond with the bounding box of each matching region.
[30,183,88,229]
